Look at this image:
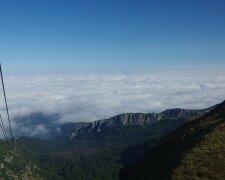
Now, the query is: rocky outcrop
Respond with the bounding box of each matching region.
[161,108,209,118]
[65,107,214,140]
[0,142,42,180]
[109,113,162,126]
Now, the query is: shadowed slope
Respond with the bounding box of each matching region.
[120,101,225,180]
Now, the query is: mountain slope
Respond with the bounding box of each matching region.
[15,105,215,180]
[62,108,211,146]
[120,101,225,180]
[16,107,210,180]
[0,141,43,180]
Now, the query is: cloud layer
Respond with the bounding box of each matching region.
[0,73,225,138]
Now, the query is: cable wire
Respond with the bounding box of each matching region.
[0,114,9,142]
[0,63,14,144]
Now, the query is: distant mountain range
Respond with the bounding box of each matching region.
[59,107,213,146]
[15,106,213,143]
[1,101,223,180]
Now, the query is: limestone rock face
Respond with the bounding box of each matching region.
[64,107,212,140]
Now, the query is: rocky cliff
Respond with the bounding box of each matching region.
[63,107,213,140]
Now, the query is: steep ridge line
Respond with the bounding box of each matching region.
[62,106,214,140]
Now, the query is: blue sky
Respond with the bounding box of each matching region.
[0,0,225,75]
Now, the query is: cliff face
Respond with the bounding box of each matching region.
[64,107,211,140]
[109,113,162,126]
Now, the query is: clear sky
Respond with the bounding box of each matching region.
[0,0,225,75]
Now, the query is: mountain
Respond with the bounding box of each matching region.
[119,101,225,180]
[61,108,211,146]
[13,107,212,144]
[0,141,42,179]
[14,105,216,180]
[35,107,213,179]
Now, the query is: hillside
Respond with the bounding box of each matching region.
[16,107,212,180]
[0,141,42,180]
[120,101,225,180]
[60,108,211,146]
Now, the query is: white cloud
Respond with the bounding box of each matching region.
[0,73,225,138]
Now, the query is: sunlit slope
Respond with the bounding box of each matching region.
[120,101,225,180]
[0,141,42,180]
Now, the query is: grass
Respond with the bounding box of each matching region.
[0,141,43,179]
[172,122,225,180]
[120,101,225,180]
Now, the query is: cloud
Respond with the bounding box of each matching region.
[12,113,59,139]
[0,73,225,138]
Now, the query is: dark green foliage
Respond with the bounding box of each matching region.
[17,115,188,180]
[1,102,222,180]
[17,137,56,153]
[72,117,188,146]
[120,101,225,180]
[37,148,122,180]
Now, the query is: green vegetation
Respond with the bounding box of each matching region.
[120,101,225,180]
[2,104,221,180]
[16,116,186,180]
[172,111,225,179]
[72,117,187,146]
[37,148,122,180]
[0,141,43,180]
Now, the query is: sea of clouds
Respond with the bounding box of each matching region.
[0,73,225,138]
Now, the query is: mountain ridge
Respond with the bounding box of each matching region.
[14,101,222,180]
[62,106,214,141]
[119,101,225,180]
